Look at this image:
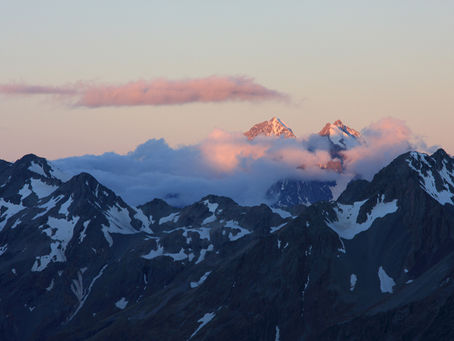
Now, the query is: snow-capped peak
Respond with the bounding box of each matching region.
[406,150,454,205]
[244,117,296,140]
[318,120,361,150]
[13,154,70,182]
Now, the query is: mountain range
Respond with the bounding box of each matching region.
[1,121,454,340]
[249,117,361,208]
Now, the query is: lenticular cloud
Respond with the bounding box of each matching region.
[53,118,432,208]
[0,76,286,107]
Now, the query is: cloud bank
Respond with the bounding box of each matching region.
[0,76,286,107]
[52,118,431,208]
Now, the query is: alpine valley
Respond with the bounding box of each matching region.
[1,119,454,341]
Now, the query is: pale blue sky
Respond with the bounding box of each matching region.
[1,1,453,160]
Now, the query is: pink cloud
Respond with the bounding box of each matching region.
[199,129,338,179]
[198,117,426,185]
[199,129,269,172]
[0,76,287,107]
[77,76,286,107]
[341,117,413,179]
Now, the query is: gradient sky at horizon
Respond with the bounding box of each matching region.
[1,0,453,161]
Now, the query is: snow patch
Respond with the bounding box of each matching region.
[327,195,398,240]
[58,197,72,216]
[190,271,211,288]
[102,226,113,247]
[188,312,215,340]
[203,200,219,213]
[142,243,164,260]
[115,297,128,310]
[418,168,453,205]
[25,304,36,312]
[159,212,179,225]
[10,218,22,229]
[79,220,89,243]
[101,205,139,246]
[225,220,251,241]
[271,207,292,219]
[378,266,395,294]
[270,222,286,233]
[350,274,357,291]
[134,209,154,233]
[46,279,55,291]
[0,244,7,256]
[195,244,214,264]
[301,275,310,317]
[142,243,188,262]
[337,236,346,254]
[68,264,108,321]
[29,178,58,199]
[170,227,211,241]
[28,162,47,177]
[165,248,188,261]
[275,326,280,341]
[18,183,32,199]
[34,195,64,219]
[202,214,216,225]
[0,199,25,231]
[31,216,79,272]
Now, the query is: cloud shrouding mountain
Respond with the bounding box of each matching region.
[52,118,432,207]
[0,76,286,107]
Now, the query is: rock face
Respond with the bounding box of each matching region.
[244,117,296,140]
[1,149,454,340]
[266,178,336,207]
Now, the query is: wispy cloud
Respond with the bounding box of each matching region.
[0,84,76,95]
[0,76,287,107]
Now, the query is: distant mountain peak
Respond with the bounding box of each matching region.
[318,120,361,149]
[11,153,69,182]
[244,117,296,140]
[319,120,360,138]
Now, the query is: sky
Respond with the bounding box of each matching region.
[1,0,453,162]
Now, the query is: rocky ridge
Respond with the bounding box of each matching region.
[1,149,454,340]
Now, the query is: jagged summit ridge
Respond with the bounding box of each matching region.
[244,116,296,140]
[406,149,454,205]
[319,119,361,138]
[319,119,361,149]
